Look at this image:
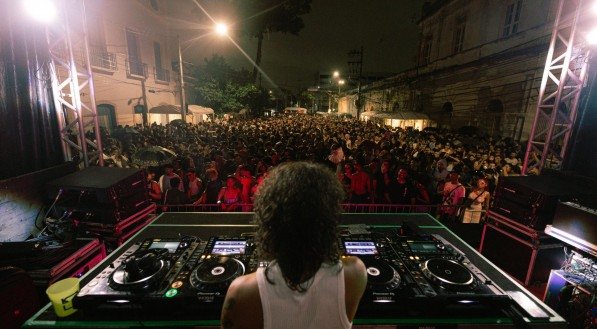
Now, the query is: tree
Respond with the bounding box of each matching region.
[232,0,312,83]
[298,90,315,111]
[190,55,269,115]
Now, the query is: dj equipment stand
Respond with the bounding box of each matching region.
[24,212,567,328]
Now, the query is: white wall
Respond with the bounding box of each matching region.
[80,0,182,127]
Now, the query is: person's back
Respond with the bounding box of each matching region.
[254,259,359,329]
[163,177,189,205]
[221,162,367,329]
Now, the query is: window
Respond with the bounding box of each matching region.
[97,104,117,131]
[87,16,106,49]
[126,29,146,77]
[126,30,140,61]
[88,16,116,71]
[154,42,162,69]
[503,0,522,37]
[453,17,466,54]
[421,35,433,65]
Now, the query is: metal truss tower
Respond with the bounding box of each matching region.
[46,0,103,167]
[522,0,589,175]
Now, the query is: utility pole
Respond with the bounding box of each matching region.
[140,80,148,126]
[348,47,364,118]
[177,35,186,123]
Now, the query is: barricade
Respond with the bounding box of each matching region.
[158,203,468,217]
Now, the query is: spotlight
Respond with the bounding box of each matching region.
[23,0,57,24]
[587,28,597,45]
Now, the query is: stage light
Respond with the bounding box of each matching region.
[587,28,597,45]
[23,0,57,24]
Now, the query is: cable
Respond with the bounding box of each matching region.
[42,189,64,222]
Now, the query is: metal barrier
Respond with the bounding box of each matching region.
[157,203,481,218]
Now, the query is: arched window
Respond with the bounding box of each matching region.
[442,101,453,113]
[97,104,117,131]
[487,99,504,113]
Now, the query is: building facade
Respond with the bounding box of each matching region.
[343,0,562,140]
[80,0,188,129]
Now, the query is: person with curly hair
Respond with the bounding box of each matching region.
[220,162,367,329]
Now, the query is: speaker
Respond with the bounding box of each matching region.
[47,167,145,204]
[480,222,565,285]
[492,175,597,230]
[0,267,40,329]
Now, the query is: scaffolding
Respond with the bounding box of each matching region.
[46,0,103,167]
[522,0,589,175]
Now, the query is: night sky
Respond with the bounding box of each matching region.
[184,0,424,92]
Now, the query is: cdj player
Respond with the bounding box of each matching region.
[338,228,513,317]
[75,225,542,319]
[75,235,259,312]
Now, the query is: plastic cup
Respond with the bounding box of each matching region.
[46,278,79,317]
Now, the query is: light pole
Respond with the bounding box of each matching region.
[177,35,186,123]
[338,79,345,93]
[177,22,228,123]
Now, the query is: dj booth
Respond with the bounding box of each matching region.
[24,212,566,328]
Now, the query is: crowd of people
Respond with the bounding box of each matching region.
[100,115,526,222]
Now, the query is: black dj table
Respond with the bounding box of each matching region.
[24,212,567,328]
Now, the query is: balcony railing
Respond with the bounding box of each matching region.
[154,66,170,83]
[89,47,117,72]
[126,59,147,79]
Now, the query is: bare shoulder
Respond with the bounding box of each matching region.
[341,256,367,321]
[342,256,367,287]
[221,272,262,329]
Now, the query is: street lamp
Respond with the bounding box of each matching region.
[215,23,228,36]
[338,79,345,93]
[23,0,57,23]
[178,22,228,123]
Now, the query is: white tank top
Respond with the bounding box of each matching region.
[256,261,352,329]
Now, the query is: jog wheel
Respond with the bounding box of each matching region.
[421,258,473,289]
[109,249,170,291]
[363,258,401,291]
[190,257,245,292]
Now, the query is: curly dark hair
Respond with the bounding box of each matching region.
[253,162,345,291]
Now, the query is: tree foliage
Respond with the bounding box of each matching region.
[190,55,268,115]
[231,0,312,82]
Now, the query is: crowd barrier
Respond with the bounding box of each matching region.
[157,203,484,218]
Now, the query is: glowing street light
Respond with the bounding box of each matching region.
[23,0,57,24]
[333,71,340,78]
[215,23,228,36]
[338,79,345,93]
[179,22,229,122]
